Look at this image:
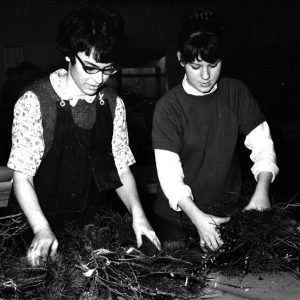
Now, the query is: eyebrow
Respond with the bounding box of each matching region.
[191,60,220,65]
[82,58,113,68]
[82,60,100,67]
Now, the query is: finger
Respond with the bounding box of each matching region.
[135,232,143,248]
[220,217,230,223]
[200,239,208,252]
[29,241,52,266]
[50,239,59,259]
[210,232,225,250]
[208,238,219,251]
[28,246,42,266]
[143,230,161,250]
[216,235,224,247]
[27,243,39,265]
[150,232,161,250]
[201,234,219,251]
[150,237,161,250]
[27,245,35,266]
[154,238,162,251]
[39,244,51,263]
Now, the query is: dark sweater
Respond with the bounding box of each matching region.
[152,77,265,223]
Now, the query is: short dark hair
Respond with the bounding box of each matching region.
[56,4,125,65]
[178,7,225,64]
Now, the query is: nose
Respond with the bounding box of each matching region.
[200,66,210,80]
[93,71,104,85]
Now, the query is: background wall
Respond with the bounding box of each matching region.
[1,0,299,85]
[0,0,299,200]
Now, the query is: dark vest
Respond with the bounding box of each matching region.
[10,77,122,229]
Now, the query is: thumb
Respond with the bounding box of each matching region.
[219,217,230,224]
[50,240,59,258]
[135,233,143,248]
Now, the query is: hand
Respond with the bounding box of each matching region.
[27,227,58,266]
[194,214,229,251]
[244,171,272,211]
[132,216,161,251]
[244,187,271,211]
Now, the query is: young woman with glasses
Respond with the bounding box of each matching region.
[7,4,160,266]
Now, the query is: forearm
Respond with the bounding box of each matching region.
[155,149,193,211]
[178,196,206,224]
[252,171,272,199]
[256,171,272,190]
[116,166,161,250]
[116,167,146,218]
[13,171,50,234]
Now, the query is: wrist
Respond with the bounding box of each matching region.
[31,219,51,235]
[256,171,272,185]
[178,197,206,224]
[131,205,146,220]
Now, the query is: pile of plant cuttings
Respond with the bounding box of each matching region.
[1,204,299,299]
[213,202,300,277]
[0,210,210,300]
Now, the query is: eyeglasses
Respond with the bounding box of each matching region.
[75,54,119,75]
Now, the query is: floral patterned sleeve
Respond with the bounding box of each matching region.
[7,91,44,177]
[112,97,135,170]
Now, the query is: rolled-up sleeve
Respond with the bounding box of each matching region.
[7,91,44,176]
[244,121,279,182]
[155,149,193,211]
[112,97,135,170]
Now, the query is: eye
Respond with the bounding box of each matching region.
[190,64,200,70]
[85,66,98,72]
[210,60,221,68]
[105,67,117,72]
[103,66,119,75]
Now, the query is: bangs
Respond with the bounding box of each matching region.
[83,43,119,64]
[72,32,120,64]
[181,32,221,64]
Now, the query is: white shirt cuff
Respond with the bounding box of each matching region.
[244,121,279,182]
[154,149,193,211]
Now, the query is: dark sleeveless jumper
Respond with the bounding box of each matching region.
[9,77,122,231]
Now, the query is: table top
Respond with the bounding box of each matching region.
[203,271,300,300]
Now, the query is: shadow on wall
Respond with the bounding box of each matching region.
[0,61,43,165]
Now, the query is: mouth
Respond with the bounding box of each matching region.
[87,84,100,90]
[89,84,99,88]
[199,82,211,87]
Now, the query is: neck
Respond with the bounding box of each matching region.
[64,69,85,96]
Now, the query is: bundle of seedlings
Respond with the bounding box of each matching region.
[212,202,300,277]
[1,202,299,299]
[0,212,45,298]
[0,209,210,300]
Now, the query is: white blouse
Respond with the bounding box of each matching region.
[8,69,135,176]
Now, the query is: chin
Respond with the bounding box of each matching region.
[85,88,98,95]
[198,87,213,94]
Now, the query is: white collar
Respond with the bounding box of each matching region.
[50,69,97,107]
[182,74,217,96]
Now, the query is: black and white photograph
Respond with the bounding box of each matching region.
[0,0,299,299]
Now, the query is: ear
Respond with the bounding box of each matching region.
[177,51,185,67]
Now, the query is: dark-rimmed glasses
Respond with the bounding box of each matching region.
[75,54,119,75]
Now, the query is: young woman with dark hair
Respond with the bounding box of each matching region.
[152,7,278,250]
[7,4,160,266]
